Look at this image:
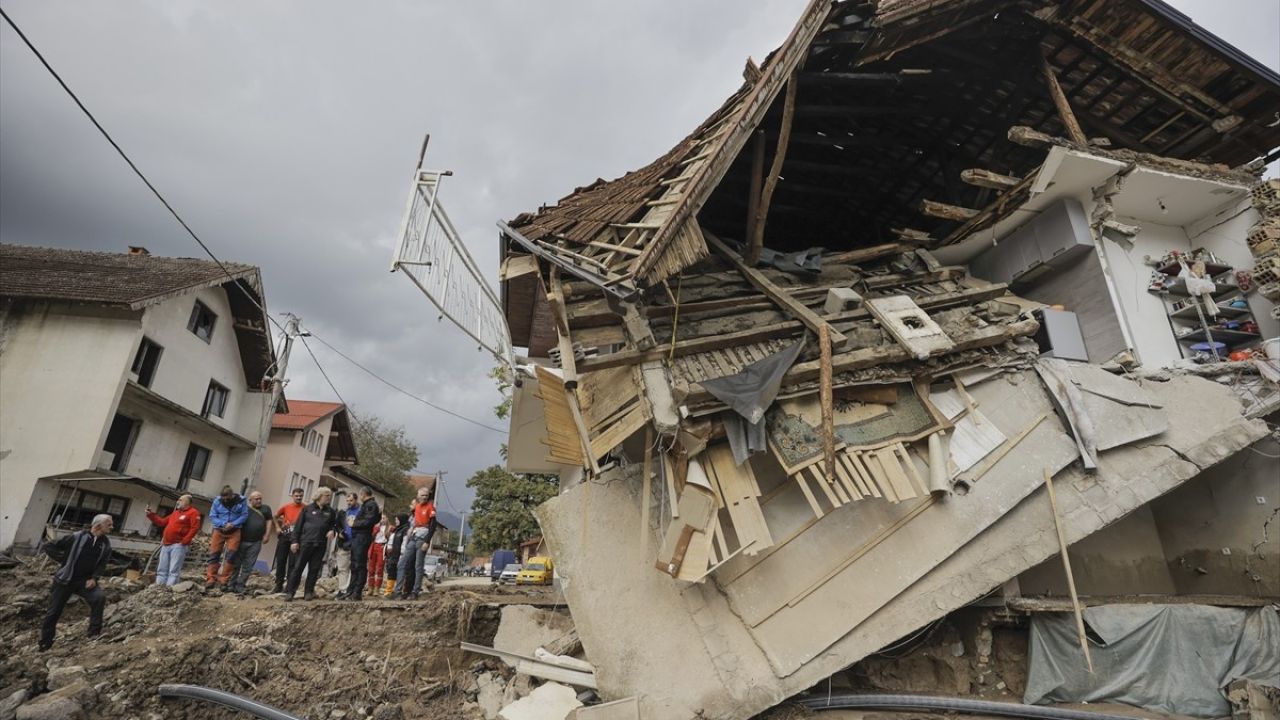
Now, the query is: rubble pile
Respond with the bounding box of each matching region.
[0,557,551,720]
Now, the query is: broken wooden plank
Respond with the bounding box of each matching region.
[706,231,849,349]
[575,282,1010,372]
[919,199,979,222]
[683,318,1040,406]
[826,242,905,265]
[960,168,1021,190]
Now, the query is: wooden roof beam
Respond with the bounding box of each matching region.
[1043,14,1239,125]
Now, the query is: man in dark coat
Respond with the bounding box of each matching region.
[340,488,381,601]
[283,487,341,601]
[40,514,113,650]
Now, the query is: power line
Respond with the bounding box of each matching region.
[299,334,469,513]
[2,7,508,438]
[307,330,506,434]
[0,6,285,333]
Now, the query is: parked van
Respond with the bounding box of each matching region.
[490,549,517,583]
[516,556,554,586]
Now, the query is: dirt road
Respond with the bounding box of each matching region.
[0,557,558,719]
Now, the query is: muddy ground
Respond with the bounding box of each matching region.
[0,556,559,719]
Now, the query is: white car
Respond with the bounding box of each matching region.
[421,554,446,580]
[498,563,522,584]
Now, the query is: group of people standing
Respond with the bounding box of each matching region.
[38,482,441,651]
[270,484,439,601]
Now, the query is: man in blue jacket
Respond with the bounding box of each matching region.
[206,484,248,591]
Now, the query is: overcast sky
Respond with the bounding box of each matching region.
[2,1,1276,516]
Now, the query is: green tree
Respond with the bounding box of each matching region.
[349,411,418,512]
[490,365,513,420]
[466,465,558,554]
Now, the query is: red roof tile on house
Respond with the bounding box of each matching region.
[272,400,344,431]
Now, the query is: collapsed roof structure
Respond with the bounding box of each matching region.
[486,1,1280,717]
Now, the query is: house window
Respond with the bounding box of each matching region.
[48,487,130,531]
[146,504,174,540]
[131,337,163,387]
[202,381,229,419]
[305,477,315,501]
[300,429,323,455]
[178,443,211,490]
[102,414,141,472]
[187,301,217,343]
[290,472,302,493]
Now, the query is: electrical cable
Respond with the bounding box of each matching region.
[306,330,506,434]
[1,6,507,437]
[0,6,285,339]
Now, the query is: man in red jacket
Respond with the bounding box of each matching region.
[146,495,201,587]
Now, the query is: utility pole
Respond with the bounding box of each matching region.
[457,511,468,554]
[249,314,300,492]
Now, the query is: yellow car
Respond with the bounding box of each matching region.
[515,556,554,585]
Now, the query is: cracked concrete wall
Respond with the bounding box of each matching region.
[1016,505,1176,595]
[1149,422,1280,596]
[536,372,1267,719]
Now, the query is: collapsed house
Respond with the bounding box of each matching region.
[486,1,1280,717]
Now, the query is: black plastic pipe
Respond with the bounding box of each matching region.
[799,693,1136,720]
[157,684,302,720]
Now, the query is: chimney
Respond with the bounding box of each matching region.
[128,246,150,256]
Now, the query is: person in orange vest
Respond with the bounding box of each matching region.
[393,487,436,599]
[145,495,202,587]
[272,486,306,593]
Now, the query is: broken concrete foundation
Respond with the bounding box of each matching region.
[538,372,1267,718]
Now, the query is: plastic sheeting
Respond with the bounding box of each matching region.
[1025,604,1280,717]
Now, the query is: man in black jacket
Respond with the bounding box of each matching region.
[40,514,113,650]
[283,487,340,601]
[340,488,382,601]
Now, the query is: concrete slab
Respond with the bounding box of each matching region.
[499,682,583,720]
[538,371,1265,719]
[494,606,576,668]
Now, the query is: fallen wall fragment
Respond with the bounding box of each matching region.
[537,371,1268,719]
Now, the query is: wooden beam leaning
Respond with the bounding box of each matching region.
[705,231,849,349]
[745,131,765,256]
[1045,467,1095,674]
[819,324,837,487]
[1040,55,1088,145]
[747,74,798,265]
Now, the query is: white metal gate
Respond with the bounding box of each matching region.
[390,169,514,370]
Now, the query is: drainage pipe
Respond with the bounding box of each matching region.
[157,684,302,720]
[799,693,1135,720]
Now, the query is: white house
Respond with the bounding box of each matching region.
[257,399,381,562]
[0,243,278,553]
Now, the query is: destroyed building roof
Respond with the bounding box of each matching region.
[0,242,277,390]
[502,0,1280,352]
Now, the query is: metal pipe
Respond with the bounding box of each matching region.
[799,693,1135,720]
[157,684,302,720]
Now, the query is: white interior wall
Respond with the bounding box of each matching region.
[1099,219,1193,367]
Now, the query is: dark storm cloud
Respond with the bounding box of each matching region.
[2,1,1275,512]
